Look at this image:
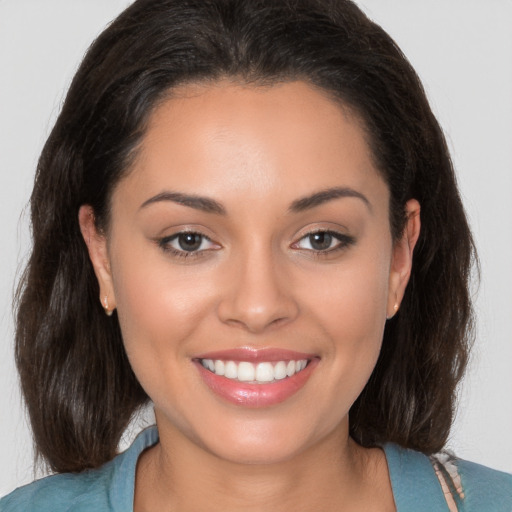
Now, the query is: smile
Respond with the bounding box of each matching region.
[194,348,318,407]
[200,359,309,383]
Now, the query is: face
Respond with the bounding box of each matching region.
[81,80,419,465]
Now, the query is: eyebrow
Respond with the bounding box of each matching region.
[139,186,371,215]
[140,191,226,215]
[288,187,372,213]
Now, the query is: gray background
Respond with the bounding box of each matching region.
[1,0,511,494]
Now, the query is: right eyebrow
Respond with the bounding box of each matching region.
[139,191,226,215]
[288,186,372,214]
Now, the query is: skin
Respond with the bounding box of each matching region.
[80,80,420,511]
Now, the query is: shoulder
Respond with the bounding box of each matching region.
[0,426,159,512]
[0,468,114,512]
[455,457,512,510]
[384,443,512,511]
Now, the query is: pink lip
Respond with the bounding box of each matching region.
[193,348,319,408]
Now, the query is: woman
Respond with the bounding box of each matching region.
[1,0,511,510]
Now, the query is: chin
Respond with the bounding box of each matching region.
[191,410,342,466]
[206,434,310,466]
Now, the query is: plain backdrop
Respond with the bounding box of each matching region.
[1,0,511,495]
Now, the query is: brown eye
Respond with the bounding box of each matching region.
[158,231,218,256]
[294,230,355,253]
[308,232,333,251]
[177,233,203,251]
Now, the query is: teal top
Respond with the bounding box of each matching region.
[1,427,511,511]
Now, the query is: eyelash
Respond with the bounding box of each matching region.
[157,229,355,260]
[292,229,355,257]
[157,231,218,260]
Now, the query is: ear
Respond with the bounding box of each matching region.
[387,199,421,319]
[78,205,116,315]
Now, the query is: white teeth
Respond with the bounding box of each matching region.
[201,359,215,372]
[200,358,309,383]
[214,360,225,376]
[225,360,238,379]
[255,362,274,382]
[274,361,287,380]
[237,362,255,382]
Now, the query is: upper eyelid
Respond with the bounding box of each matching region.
[156,227,353,250]
[160,231,217,246]
[157,230,213,246]
[159,228,216,243]
[154,222,217,236]
[164,230,211,240]
[293,222,350,236]
[290,229,355,250]
[300,228,342,236]
[294,228,350,242]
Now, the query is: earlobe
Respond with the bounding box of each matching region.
[387,199,421,319]
[78,205,117,315]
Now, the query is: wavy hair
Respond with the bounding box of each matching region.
[15,0,475,473]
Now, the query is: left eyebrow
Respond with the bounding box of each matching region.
[288,187,372,213]
[139,191,226,215]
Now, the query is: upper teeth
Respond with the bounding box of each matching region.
[201,359,308,383]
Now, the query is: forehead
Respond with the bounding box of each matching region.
[116,80,388,214]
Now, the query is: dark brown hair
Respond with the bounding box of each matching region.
[15,0,475,473]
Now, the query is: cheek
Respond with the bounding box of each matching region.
[305,254,390,342]
[300,248,391,394]
[109,238,217,364]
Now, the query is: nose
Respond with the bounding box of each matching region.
[216,248,299,333]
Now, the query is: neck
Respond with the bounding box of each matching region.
[134,419,394,512]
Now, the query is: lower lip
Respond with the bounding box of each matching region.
[195,359,319,407]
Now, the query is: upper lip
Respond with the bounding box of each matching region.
[194,347,317,363]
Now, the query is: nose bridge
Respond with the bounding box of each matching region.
[217,240,298,332]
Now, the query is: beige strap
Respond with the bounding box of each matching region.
[430,452,465,512]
